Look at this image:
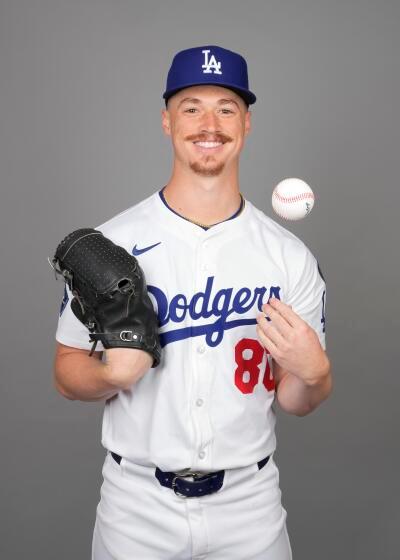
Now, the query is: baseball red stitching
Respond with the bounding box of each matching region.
[273,192,315,203]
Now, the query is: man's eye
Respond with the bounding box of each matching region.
[184,108,198,113]
[221,108,234,114]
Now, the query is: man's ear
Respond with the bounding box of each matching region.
[161,109,171,136]
[244,110,252,136]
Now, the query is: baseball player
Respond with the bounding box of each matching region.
[53,45,332,560]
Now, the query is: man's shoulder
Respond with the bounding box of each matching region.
[247,199,323,286]
[247,199,308,253]
[95,191,159,242]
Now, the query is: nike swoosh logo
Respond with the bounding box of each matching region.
[132,242,161,256]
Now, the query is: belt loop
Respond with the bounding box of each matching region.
[111,451,122,465]
[257,455,270,470]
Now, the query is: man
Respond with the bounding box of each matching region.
[54,45,332,560]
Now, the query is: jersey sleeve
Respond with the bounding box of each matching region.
[284,244,327,350]
[55,284,105,351]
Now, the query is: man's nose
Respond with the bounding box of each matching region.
[200,110,220,132]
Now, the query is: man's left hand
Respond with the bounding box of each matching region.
[256,298,329,386]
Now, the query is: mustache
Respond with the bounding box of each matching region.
[185,133,233,144]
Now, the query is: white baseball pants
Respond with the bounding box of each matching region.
[91,451,293,560]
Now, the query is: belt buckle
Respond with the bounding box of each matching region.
[172,470,202,498]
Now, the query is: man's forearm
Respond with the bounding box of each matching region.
[54,350,120,402]
[54,344,153,402]
[276,366,332,417]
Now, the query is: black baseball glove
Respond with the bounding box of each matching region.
[51,228,161,367]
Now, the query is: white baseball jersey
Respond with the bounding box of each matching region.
[56,189,326,473]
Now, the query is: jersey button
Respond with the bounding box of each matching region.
[201,263,209,271]
[198,451,206,459]
[197,345,206,354]
[196,398,204,407]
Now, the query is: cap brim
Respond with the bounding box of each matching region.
[163,82,256,105]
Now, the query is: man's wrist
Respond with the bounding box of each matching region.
[101,362,124,390]
[102,348,153,390]
[300,355,331,388]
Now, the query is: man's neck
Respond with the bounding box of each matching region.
[163,167,242,226]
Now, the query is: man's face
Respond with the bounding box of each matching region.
[161,85,251,177]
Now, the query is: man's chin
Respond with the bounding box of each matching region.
[189,161,225,177]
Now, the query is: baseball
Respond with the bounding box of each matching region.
[272,178,315,220]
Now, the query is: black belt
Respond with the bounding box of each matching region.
[110,452,270,498]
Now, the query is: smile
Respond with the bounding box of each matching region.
[192,141,225,154]
[193,141,223,148]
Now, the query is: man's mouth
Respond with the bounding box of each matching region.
[186,133,232,151]
[193,141,223,149]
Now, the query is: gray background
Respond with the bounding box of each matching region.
[1,0,399,558]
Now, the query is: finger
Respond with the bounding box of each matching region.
[261,303,292,337]
[265,298,303,328]
[256,325,279,357]
[257,313,285,348]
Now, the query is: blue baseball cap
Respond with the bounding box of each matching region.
[163,45,256,106]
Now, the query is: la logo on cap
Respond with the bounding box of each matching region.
[163,45,256,105]
[201,49,222,75]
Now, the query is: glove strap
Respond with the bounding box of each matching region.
[88,332,160,366]
[89,330,148,345]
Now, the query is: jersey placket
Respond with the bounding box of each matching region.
[190,229,218,472]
